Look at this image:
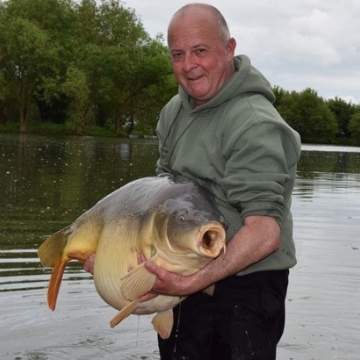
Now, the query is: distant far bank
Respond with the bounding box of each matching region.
[0,123,156,139]
[0,123,356,147]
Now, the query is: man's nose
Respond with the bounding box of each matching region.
[182,52,197,72]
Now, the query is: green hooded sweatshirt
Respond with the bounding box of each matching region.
[156,55,301,275]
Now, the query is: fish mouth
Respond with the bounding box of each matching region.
[198,223,226,258]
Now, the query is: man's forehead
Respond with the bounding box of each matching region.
[168,22,220,47]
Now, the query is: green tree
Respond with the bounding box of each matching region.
[348,107,360,144]
[326,97,356,139]
[0,0,75,131]
[272,85,289,109]
[0,17,48,131]
[61,65,90,134]
[112,38,177,135]
[0,0,188,136]
[277,88,338,144]
[65,0,174,135]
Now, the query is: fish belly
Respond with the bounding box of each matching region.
[93,217,154,310]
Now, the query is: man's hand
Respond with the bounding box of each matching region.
[84,253,96,274]
[143,261,198,297]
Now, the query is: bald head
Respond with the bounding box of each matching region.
[168,3,231,45]
[166,3,236,106]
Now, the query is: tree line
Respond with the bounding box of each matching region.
[1,0,360,145]
[0,0,178,136]
[273,87,360,145]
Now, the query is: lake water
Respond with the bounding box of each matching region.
[0,134,359,360]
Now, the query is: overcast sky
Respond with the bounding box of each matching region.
[128,0,360,104]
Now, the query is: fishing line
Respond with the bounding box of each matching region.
[172,296,183,358]
[136,314,140,347]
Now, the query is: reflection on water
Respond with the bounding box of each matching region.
[0,134,359,359]
[280,144,360,359]
[0,135,159,294]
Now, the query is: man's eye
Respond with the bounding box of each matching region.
[195,48,207,55]
[171,52,183,59]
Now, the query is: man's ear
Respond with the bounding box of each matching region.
[226,37,237,58]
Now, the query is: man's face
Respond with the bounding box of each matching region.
[168,11,236,106]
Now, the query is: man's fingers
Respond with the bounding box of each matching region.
[84,253,96,274]
[144,260,160,274]
[138,293,158,303]
[128,253,147,272]
[137,253,147,264]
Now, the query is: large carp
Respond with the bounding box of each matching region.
[38,173,227,339]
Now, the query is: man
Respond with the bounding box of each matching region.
[143,3,302,359]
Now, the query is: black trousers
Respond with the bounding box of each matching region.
[158,270,289,360]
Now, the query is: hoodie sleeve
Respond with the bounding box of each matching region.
[219,111,300,223]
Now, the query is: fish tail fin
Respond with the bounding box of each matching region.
[151,310,174,339]
[110,301,138,328]
[38,227,71,311]
[47,258,68,310]
[38,227,69,267]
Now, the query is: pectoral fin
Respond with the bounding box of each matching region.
[110,301,138,328]
[151,310,174,340]
[120,263,156,301]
